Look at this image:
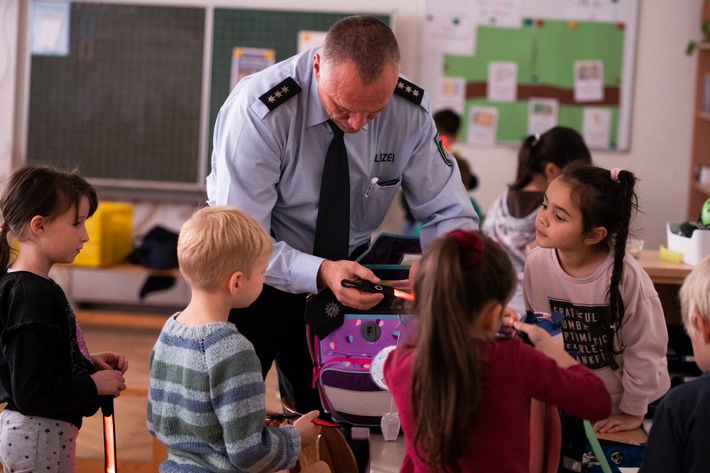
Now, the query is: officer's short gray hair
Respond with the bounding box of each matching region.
[321,15,400,85]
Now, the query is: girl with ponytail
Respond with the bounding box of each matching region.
[384,230,610,473]
[524,163,670,468]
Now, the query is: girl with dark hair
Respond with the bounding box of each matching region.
[0,164,128,472]
[524,163,670,468]
[384,229,610,473]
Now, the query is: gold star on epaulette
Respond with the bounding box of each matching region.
[394,77,424,105]
[259,77,302,111]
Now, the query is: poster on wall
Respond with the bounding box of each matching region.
[527,98,559,136]
[298,30,327,53]
[467,106,498,147]
[230,47,275,91]
[31,1,70,56]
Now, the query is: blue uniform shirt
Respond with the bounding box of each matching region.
[207,48,478,294]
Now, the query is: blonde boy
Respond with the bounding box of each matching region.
[640,255,710,473]
[147,206,320,472]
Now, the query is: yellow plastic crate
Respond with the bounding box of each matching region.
[73,201,133,267]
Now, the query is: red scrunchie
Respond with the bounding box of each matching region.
[448,229,484,268]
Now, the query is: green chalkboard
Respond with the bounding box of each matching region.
[24,4,390,191]
[26,3,205,186]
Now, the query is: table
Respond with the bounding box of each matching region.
[52,263,186,311]
[636,250,693,285]
[637,249,693,325]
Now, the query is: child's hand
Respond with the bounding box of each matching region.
[91,352,128,373]
[593,412,643,434]
[293,410,322,447]
[513,321,576,368]
[498,306,522,338]
[90,369,126,397]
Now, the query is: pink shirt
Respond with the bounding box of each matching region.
[523,247,670,415]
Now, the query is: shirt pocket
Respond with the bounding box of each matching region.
[355,178,401,231]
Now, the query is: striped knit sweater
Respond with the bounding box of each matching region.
[147,314,301,472]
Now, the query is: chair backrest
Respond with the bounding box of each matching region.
[317,428,358,473]
[290,427,358,473]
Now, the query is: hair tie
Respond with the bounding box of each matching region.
[531,133,540,147]
[610,167,622,183]
[0,223,7,232]
[449,229,484,268]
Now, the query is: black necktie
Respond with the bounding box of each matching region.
[313,120,350,260]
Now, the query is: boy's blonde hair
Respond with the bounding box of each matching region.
[178,206,272,290]
[680,255,710,338]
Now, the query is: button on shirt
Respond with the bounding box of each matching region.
[207,48,478,294]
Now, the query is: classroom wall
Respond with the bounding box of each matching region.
[0,0,19,183]
[0,0,702,251]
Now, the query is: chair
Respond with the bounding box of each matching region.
[291,426,358,473]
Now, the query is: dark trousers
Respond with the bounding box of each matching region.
[558,413,586,472]
[228,284,323,415]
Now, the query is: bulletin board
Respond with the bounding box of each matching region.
[426,0,639,150]
[25,3,206,187]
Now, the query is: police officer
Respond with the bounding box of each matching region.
[207,15,478,415]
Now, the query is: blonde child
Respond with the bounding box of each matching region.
[0,164,128,472]
[524,163,670,469]
[147,206,320,472]
[384,230,610,473]
[483,126,592,316]
[640,255,710,473]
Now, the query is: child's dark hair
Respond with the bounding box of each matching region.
[510,126,592,190]
[559,162,639,357]
[0,164,98,275]
[410,230,516,473]
[433,109,461,137]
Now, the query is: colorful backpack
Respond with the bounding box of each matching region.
[305,234,420,426]
[309,310,415,426]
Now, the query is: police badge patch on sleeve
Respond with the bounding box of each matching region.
[435,133,453,166]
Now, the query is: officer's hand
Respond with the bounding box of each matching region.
[318,260,384,310]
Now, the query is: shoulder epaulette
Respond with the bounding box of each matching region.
[259,77,302,111]
[393,77,424,106]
